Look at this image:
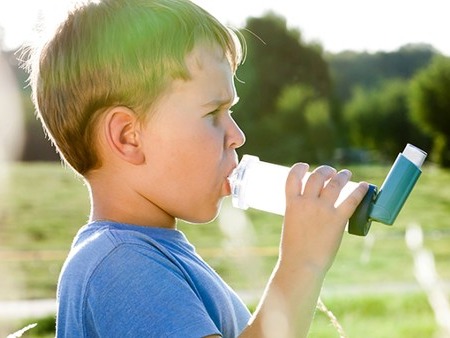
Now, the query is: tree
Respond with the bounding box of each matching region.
[328,44,436,102]
[253,84,335,164]
[234,12,332,164]
[344,79,431,159]
[410,56,450,167]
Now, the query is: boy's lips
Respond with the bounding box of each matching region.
[224,178,232,196]
[224,164,238,196]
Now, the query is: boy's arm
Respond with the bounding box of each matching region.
[237,163,369,338]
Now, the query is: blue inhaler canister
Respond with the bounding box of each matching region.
[347,143,427,235]
[369,143,427,225]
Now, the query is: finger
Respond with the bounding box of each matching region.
[285,163,310,199]
[320,169,352,202]
[338,182,370,218]
[302,165,337,197]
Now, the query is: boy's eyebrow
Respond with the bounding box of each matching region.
[204,96,240,108]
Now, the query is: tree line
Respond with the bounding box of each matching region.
[5,11,450,167]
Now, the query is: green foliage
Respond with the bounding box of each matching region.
[328,44,436,101]
[410,55,450,135]
[343,79,430,159]
[302,95,335,162]
[234,12,333,164]
[240,83,335,164]
[410,55,450,167]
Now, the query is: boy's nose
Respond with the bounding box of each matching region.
[227,117,246,149]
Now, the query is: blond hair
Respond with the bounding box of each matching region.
[26,0,244,175]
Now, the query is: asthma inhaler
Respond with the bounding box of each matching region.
[369,143,426,225]
[229,143,426,236]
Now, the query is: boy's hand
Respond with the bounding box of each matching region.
[239,164,369,338]
[281,163,369,274]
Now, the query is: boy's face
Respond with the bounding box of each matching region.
[138,43,245,224]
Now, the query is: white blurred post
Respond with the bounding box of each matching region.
[406,223,450,337]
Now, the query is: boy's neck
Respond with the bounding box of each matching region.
[85,173,177,230]
[88,209,177,230]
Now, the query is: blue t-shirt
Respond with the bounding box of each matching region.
[56,221,251,337]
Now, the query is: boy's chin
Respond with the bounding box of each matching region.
[181,201,223,225]
[181,214,218,225]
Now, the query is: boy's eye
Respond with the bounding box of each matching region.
[205,109,233,124]
[206,109,223,121]
[207,109,233,117]
[208,109,220,116]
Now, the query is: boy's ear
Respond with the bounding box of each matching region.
[103,107,145,165]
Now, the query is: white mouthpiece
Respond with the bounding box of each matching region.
[229,154,361,215]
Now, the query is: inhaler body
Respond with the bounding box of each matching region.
[229,155,360,215]
[229,144,426,236]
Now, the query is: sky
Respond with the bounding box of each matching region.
[0,0,449,56]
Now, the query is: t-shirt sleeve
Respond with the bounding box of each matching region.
[83,243,222,338]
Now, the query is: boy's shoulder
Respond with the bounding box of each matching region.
[57,221,195,322]
[56,222,228,336]
[64,221,192,272]
[56,221,251,337]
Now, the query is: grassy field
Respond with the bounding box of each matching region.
[1,161,449,337]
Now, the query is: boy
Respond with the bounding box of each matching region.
[26,0,368,336]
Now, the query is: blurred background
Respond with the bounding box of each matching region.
[1,0,450,166]
[0,1,449,337]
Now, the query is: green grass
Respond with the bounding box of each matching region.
[1,161,449,337]
[310,293,437,337]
